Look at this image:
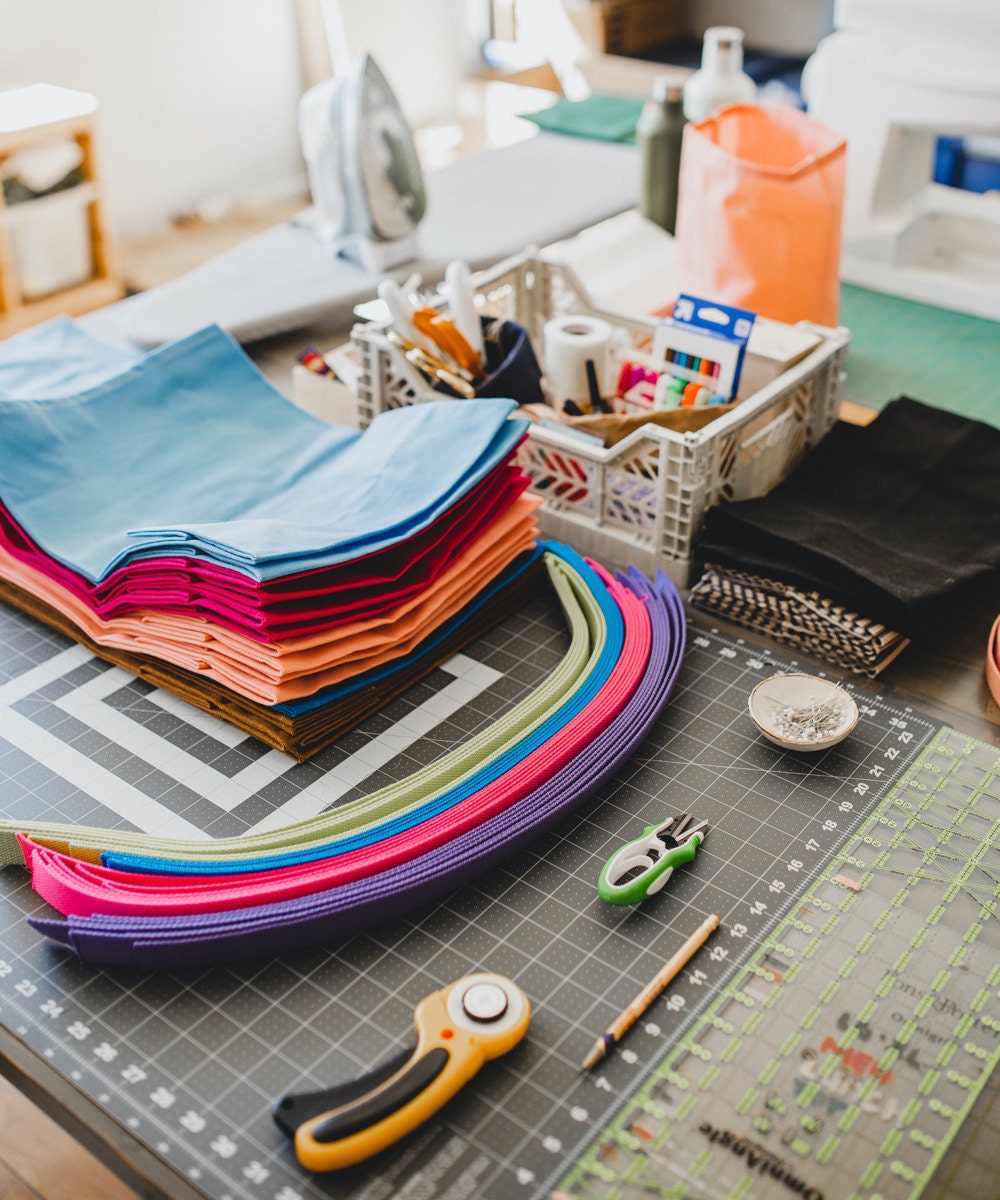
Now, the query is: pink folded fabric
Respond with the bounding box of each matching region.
[19,569,651,918]
[0,498,539,704]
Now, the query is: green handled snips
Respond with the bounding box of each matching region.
[598,812,709,906]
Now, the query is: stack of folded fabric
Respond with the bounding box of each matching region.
[0,322,692,966]
[3,547,688,967]
[691,398,1000,676]
[0,320,543,756]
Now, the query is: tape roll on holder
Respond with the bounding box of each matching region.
[543,315,612,406]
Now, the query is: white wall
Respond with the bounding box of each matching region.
[0,0,308,237]
[321,0,478,126]
[691,0,834,56]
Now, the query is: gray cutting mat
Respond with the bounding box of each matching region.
[0,591,995,1200]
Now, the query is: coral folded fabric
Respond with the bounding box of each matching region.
[0,551,546,760]
[0,496,539,704]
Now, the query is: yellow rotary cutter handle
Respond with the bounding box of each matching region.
[273,974,530,1172]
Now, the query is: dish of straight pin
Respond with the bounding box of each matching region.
[747,673,859,752]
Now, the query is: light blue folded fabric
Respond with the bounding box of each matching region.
[0,317,141,398]
[0,324,526,582]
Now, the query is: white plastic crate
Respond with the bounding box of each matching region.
[352,254,849,586]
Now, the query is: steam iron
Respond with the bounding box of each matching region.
[299,54,426,274]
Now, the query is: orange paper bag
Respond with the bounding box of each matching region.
[675,104,846,327]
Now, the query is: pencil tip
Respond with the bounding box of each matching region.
[580,1041,604,1071]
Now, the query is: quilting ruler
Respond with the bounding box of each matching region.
[556,725,1000,1200]
[0,593,996,1200]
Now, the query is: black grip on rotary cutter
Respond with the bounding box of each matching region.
[312,1047,451,1143]
[273,1042,417,1138]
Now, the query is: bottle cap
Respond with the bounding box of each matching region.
[652,76,684,104]
[705,25,745,48]
[702,25,745,72]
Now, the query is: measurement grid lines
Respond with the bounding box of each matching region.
[0,597,944,1200]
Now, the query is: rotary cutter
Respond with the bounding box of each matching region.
[273,973,529,1171]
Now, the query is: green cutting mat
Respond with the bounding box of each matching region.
[841,286,1000,427]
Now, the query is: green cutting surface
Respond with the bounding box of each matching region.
[558,726,1000,1200]
[840,286,1000,426]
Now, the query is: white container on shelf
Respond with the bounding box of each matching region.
[4,183,95,300]
[682,27,757,123]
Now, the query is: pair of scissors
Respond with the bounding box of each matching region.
[274,973,529,1172]
[598,812,709,906]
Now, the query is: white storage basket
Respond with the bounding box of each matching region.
[352,254,849,586]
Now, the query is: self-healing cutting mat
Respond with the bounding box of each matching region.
[0,592,997,1200]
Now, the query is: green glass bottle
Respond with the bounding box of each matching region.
[638,77,686,235]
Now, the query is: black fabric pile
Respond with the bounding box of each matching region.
[690,398,1000,675]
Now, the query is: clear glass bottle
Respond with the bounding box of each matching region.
[682,27,757,123]
[638,78,686,235]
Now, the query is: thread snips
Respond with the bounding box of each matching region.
[598,812,709,906]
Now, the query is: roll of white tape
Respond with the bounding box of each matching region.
[543,315,613,407]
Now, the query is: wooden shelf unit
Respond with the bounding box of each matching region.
[0,85,124,338]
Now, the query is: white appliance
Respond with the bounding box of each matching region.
[299,54,426,274]
[803,0,1000,319]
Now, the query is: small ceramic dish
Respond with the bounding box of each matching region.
[748,673,859,752]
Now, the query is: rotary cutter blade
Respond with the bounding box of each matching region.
[274,973,530,1171]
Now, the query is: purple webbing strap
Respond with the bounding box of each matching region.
[32,568,685,968]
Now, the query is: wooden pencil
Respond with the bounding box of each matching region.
[581,913,722,1070]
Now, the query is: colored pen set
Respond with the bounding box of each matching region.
[663,347,722,378]
[653,294,757,406]
[614,357,728,410]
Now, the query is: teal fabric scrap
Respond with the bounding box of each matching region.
[520,94,643,144]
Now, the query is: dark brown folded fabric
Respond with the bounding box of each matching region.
[0,559,546,760]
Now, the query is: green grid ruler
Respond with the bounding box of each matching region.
[558,727,1000,1200]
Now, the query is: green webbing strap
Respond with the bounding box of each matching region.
[0,553,602,866]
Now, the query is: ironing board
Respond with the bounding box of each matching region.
[123,134,640,347]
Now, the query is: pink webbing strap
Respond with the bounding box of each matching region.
[22,577,650,918]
